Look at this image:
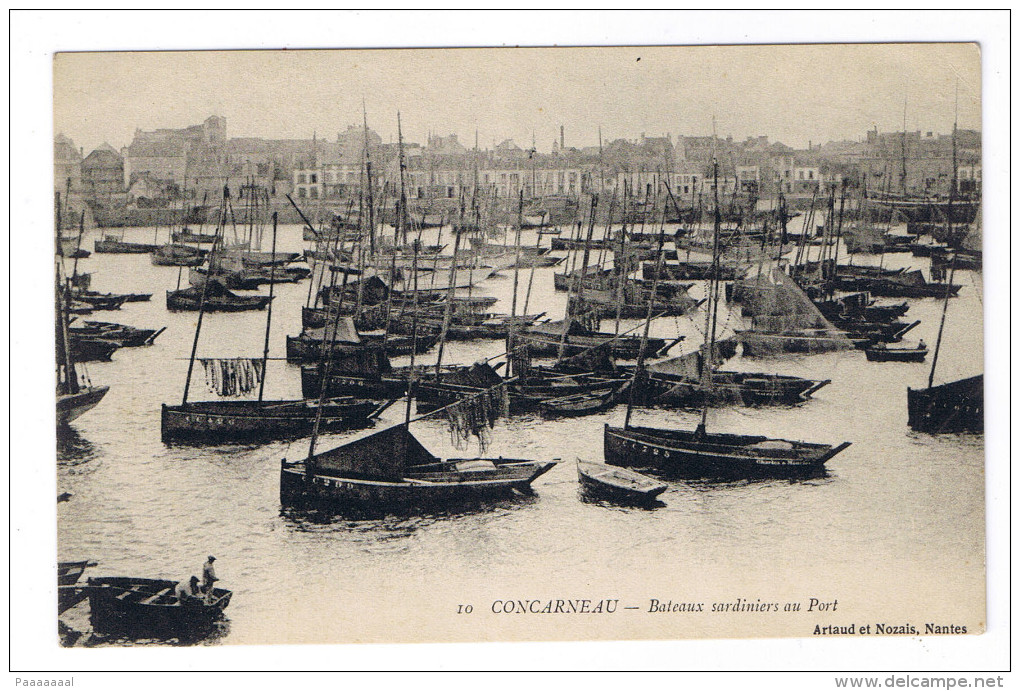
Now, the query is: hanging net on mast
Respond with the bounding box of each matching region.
[731,266,852,357]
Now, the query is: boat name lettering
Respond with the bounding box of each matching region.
[490,599,619,614]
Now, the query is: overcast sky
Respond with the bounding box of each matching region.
[54,43,980,156]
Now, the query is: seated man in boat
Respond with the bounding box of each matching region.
[918,339,927,350]
[201,555,219,603]
[174,576,202,604]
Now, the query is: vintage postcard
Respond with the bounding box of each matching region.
[22,21,1002,670]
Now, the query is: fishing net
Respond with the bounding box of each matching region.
[200,358,265,396]
[443,383,510,453]
[509,342,533,381]
[729,266,852,357]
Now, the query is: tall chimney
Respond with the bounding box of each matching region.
[560,126,564,150]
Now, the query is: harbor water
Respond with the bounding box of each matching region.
[56,223,985,644]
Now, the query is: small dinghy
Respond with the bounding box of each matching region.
[576,459,667,504]
[865,344,929,362]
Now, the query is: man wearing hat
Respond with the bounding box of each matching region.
[202,555,218,603]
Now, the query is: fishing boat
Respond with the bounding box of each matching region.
[576,459,667,504]
[74,288,151,304]
[906,253,983,433]
[86,576,232,638]
[606,163,851,478]
[172,228,218,244]
[731,268,855,357]
[633,357,831,408]
[161,398,392,443]
[536,384,625,417]
[280,425,555,511]
[68,336,120,362]
[93,234,160,254]
[286,332,437,361]
[865,343,928,362]
[163,213,394,443]
[56,265,109,426]
[166,280,272,312]
[511,320,670,361]
[604,424,851,478]
[852,270,962,299]
[642,261,739,282]
[64,291,124,312]
[907,375,983,433]
[151,243,208,267]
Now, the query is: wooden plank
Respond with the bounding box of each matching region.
[139,587,173,605]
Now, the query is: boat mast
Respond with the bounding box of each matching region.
[397,112,410,246]
[927,255,957,389]
[181,189,227,405]
[696,159,723,435]
[900,97,909,196]
[404,242,420,427]
[623,193,669,429]
[363,101,376,255]
[257,213,279,402]
[951,82,959,201]
[434,210,463,378]
[55,261,79,395]
[614,182,629,336]
[557,195,597,360]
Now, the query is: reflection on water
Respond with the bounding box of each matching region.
[57,425,100,468]
[578,490,666,511]
[280,491,540,531]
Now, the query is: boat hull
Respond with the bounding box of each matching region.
[94,240,160,254]
[160,400,386,443]
[165,290,272,312]
[907,375,983,433]
[576,460,667,504]
[865,347,928,363]
[280,460,555,512]
[604,424,849,478]
[57,386,109,425]
[86,577,231,639]
[635,371,829,406]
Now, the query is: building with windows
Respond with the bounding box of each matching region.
[54,133,82,196]
[81,143,125,205]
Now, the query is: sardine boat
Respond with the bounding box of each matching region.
[166,281,272,312]
[280,425,555,512]
[161,398,393,443]
[604,424,850,478]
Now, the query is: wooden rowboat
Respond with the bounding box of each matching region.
[87,576,231,639]
[865,345,928,362]
[576,459,667,504]
[536,384,626,418]
[58,560,96,614]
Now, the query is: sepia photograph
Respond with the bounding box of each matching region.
[10,9,1009,679]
